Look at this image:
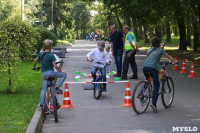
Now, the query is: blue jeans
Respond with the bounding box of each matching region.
[113,49,123,75]
[143,67,159,106]
[106,62,111,74]
[40,70,67,105]
[91,66,106,90]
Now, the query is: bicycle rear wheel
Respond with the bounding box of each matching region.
[50,87,58,122]
[132,81,151,114]
[93,79,103,99]
[161,77,174,108]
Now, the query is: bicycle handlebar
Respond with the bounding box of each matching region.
[33,61,62,71]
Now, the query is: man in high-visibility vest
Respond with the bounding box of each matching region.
[122,25,139,80]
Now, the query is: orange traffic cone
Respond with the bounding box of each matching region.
[88,74,93,77]
[188,62,196,78]
[180,59,187,74]
[173,57,179,70]
[61,83,74,108]
[121,82,132,107]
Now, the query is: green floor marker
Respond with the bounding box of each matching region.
[111,71,117,74]
[75,71,80,74]
[74,76,81,81]
[74,78,81,81]
[115,77,121,81]
[80,73,86,76]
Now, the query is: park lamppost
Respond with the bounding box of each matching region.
[21,0,24,21]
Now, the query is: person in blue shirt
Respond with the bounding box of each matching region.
[122,25,139,80]
[110,25,124,77]
[143,37,174,112]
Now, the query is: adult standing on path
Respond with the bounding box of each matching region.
[110,25,124,77]
[122,25,139,80]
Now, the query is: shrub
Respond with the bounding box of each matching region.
[36,28,58,53]
[0,18,38,93]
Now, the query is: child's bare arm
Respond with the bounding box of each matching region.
[52,62,63,72]
[33,57,39,68]
[165,52,175,63]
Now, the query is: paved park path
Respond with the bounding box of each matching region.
[42,40,200,133]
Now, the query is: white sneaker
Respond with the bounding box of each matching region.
[106,75,110,78]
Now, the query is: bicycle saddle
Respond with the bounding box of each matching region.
[144,72,152,77]
[47,77,55,81]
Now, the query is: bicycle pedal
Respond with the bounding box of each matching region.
[45,112,49,115]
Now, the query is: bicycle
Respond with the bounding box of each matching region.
[93,66,104,99]
[132,61,175,114]
[87,59,105,100]
[33,67,60,122]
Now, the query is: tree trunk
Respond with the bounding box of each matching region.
[41,0,43,27]
[177,20,187,50]
[138,25,143,40]
[6,43,12,93]
[51,0,54,30]
[144,26,150,43]
[131,17,139,41]
[192,12,199,52]
[186,24,191,46]
[125,14,131,26]
[174,27,178,36]
[186,11,191,46]
[166,20,171,43]
[155,25,162,42]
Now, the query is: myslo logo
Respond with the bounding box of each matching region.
[172,126,198,132]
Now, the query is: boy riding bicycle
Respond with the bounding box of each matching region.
[87,41,110,92]
[33,39,67,111]
[143,37,174,112]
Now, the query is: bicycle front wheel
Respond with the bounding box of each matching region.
[93,79,103,100]
[50,87,58,122]
[132,81,151,114]
[161,77,174,108]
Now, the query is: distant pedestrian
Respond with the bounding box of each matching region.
[110,25,124,77]
[86,35,89,41]
[122,25,139,80]
[90,34,93,41]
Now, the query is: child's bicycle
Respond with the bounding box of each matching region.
[33,66,61,122]
[132,61,175,114]
[87,59,105,100]
[93,66,104,99]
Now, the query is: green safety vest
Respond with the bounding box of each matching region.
[125,31,136,50]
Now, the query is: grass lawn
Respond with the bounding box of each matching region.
[0,62,42,133]
[66,39,74,44]
[136,36,200,65]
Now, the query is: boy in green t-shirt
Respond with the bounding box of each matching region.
[143,37,174,113]
[33,39,66,111]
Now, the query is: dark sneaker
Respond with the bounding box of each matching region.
[103,89,107,92]
[117,73,121,77]
[113,74,117,77]
[56,103,61,109]
[150,103,158,113]
[121,77,128,80]
[55,87,63,94]
[38,105,43,111]
[129,76,138,79]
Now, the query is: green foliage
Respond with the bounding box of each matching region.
[0,18,38,93]
[0,0,21,21]
[36,28,58,53]
[70,1,91,38]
